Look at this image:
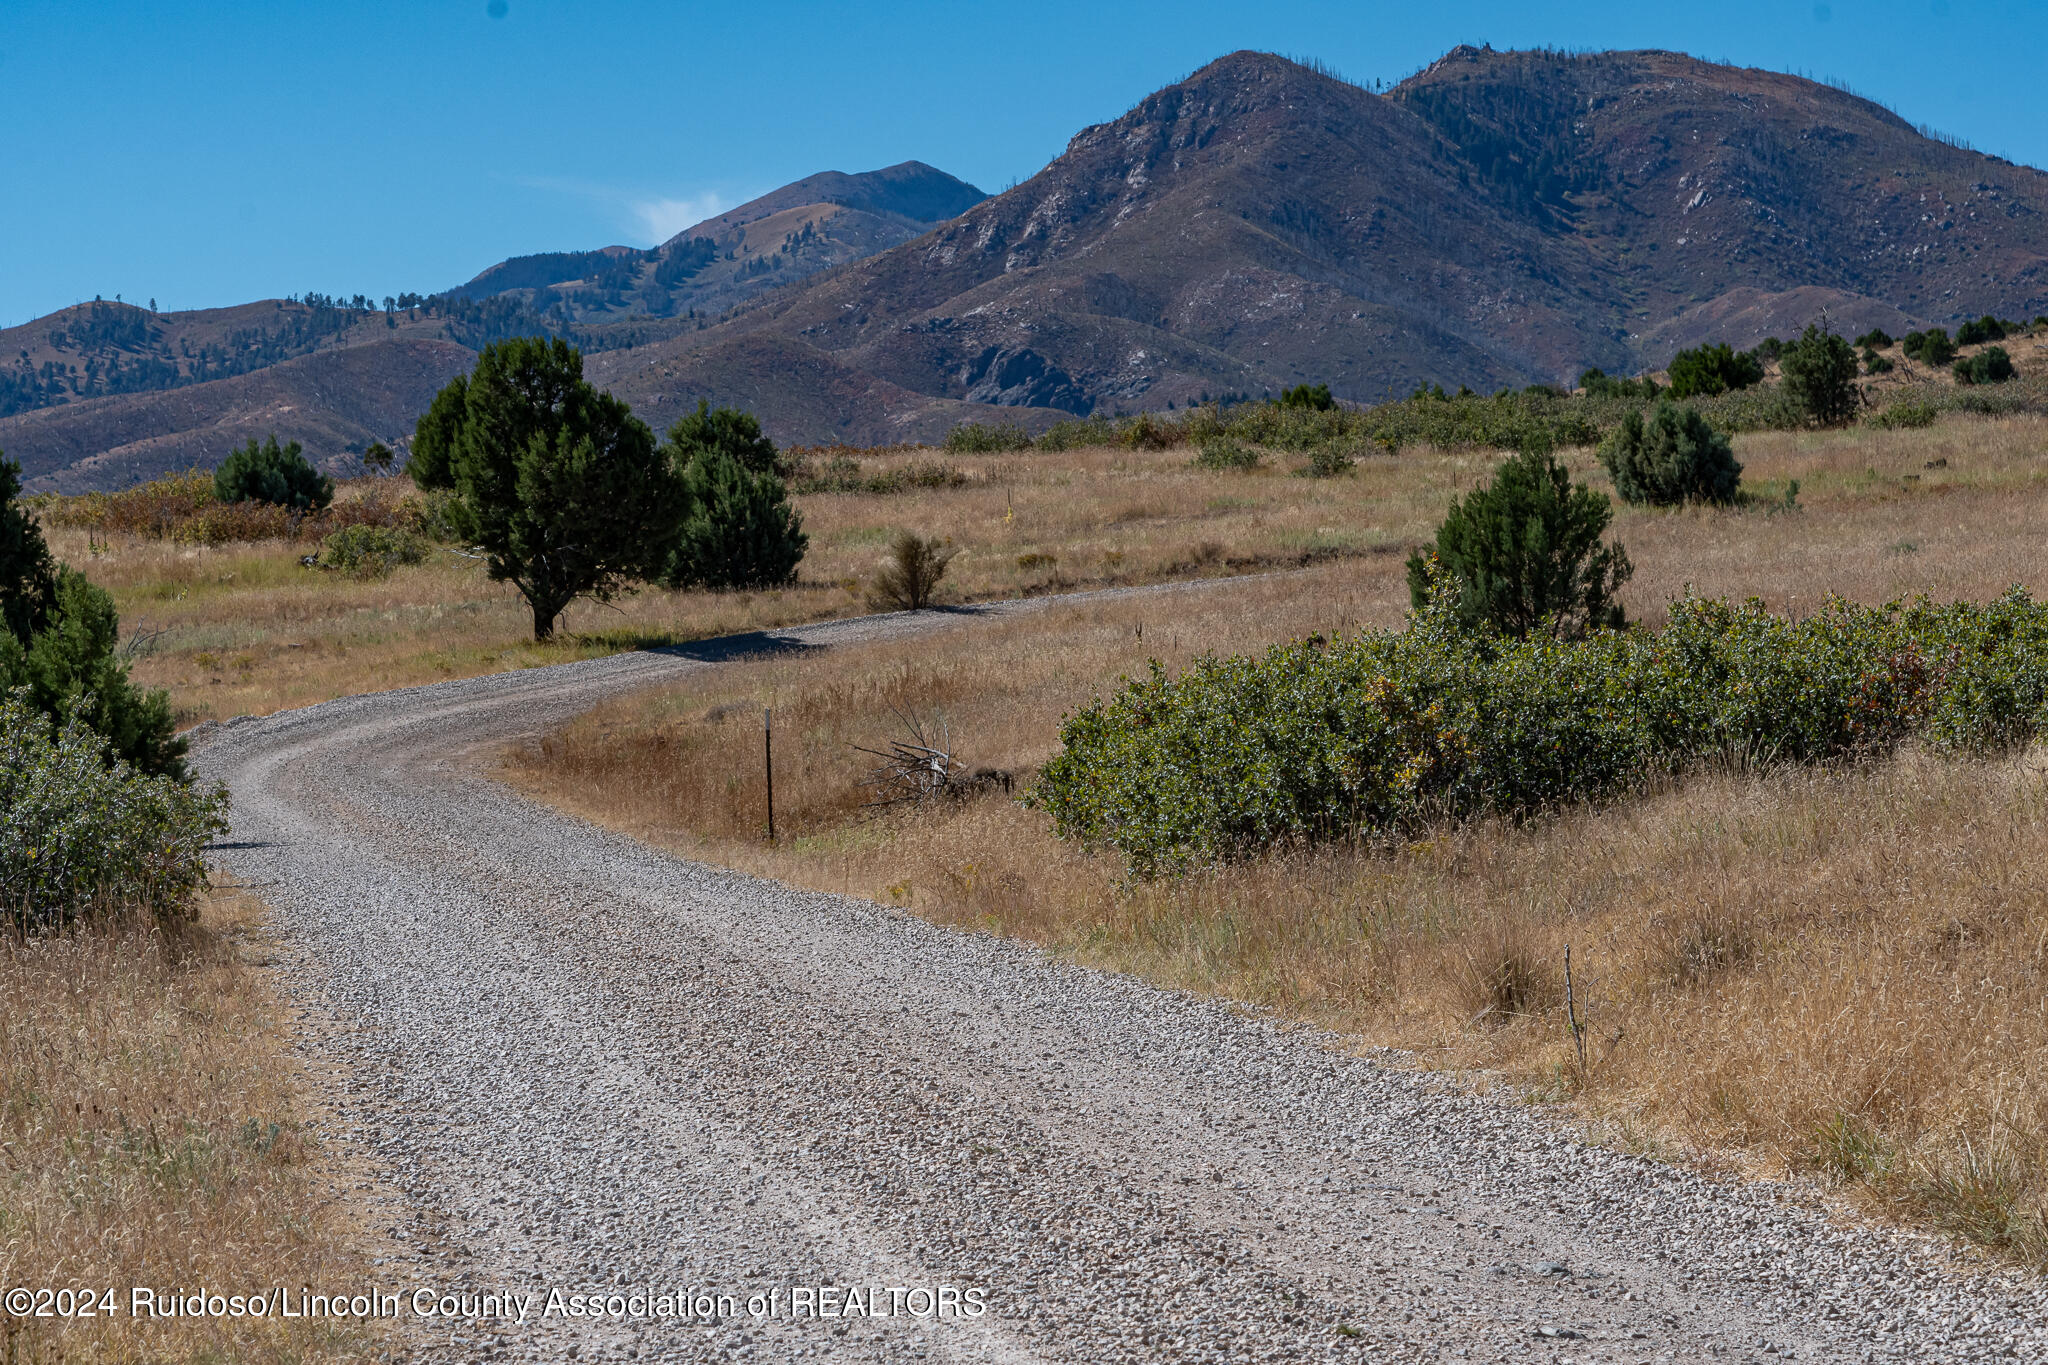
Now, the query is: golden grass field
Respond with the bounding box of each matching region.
[0,890,383,1364]
[503,411,2048,1265]
[48,437,1410,725]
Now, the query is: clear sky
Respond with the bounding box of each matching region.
[3,0,2041,325]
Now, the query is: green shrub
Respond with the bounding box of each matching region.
[1,456,57,646]
[1,568,183,779]
[1406,443,1631,638]
[663,399,786,475]
[1863,349,1895,376]
[1279,383,1335,411]
[316,524,430,578]
[663,451,807,590]
[1597,401,1742,506]
[1191,437,1260,471]
[1666,343,1765,399]
[1954,346,2016,386]
[1904,328,1957,366]
[1853,329,1895,351]
[1034,415,1118,451]
[1780,324,1861,426]
[1955,316,2009,347]
[1752,337,1785,363]
[944,420,1033,453]
[1120,412,1184,450]
[1306,444,1356,478]
[1868,399,1939,430]
[1030,585,2048,875]
[0,691,226,932]
[212,435,334,511]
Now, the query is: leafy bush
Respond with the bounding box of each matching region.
[663,450,807,590]
[1192,437,1260,471]
[944,420,1033,453]
[1853,329,1895,351]
[0,692,227,932]
[1752,337,1785,363]
[2,456,56,647]
[1954,346,2017,386]
[1031,584,2048,875]
[1306,443,1356,478]
[1904,329,1958,367]
[1279,383,1335,410]
[213,435,334,511]
[1868,399,1939,430]
[1597,401,1742,506]
[316,524,429,578]
[1780,324,1861,426]
[1955,316,2010,347]
[1666,343,1765,399]
[1406,443,1631,638]
[1034,416,1118,451]
[1578,368,1658,400]
[1120,412,1184,450]
[1863,349,1895,376]
[867,531,955,611]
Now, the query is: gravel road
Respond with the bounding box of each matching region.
[196,592,2048,1363]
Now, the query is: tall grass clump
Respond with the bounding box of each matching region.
[1,692,227,932]
[1032,583,2048,875]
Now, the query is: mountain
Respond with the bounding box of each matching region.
[589,48,2048,440]
[445,161,987,322]
[12,50,2048,482]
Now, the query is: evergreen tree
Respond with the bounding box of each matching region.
[0,455,57,646]
[1406,441,1632,638]
[1779,324,1861,427]
[662,400,786,476]
[1665,342,1764,399]
[409,338,683,641]
[1597,402,1742,506]
[214,434,334,509]
[662,449,807,590]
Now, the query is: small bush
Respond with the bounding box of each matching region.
[1868,398,1940,430]
[868,531,956,611]
[1853,329,1895,351]
[1780,324,1861,426]
[1752,337,1785,363]
[1579,368,1660,400]
[316,524,429,578]
[1955,316,2009,347]
[0,692,227,932]
[944,421,1032,453]
[1597,401,1742,506]
[1666,342,1765,399]
[1407,443,1631,638]
[1033,415,1117,450]
[213,435,334,511]
[1863,349,1895,375]
[1305,444,1356,478]
[1904,328,1958,367]
[1120,412,1184,451]
[1191,437,1260,471]
[1954,346,2017,387]
[1279,383,1335,411]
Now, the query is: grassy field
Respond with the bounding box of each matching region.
[504,410,2048,1265]
[49,440,1418,724]
[0,890,384,1364]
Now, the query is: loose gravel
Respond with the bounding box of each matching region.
[194,592,2048,1363]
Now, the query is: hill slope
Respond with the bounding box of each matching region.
[593,48,2048,439]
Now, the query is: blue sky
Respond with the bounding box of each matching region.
[2,0,2040,325]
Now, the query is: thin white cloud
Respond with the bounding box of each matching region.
[629,193,732,243]
[510,174,740,247]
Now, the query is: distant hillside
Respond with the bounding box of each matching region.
[446,161,988,323]
[13,51,2048,480]
[592,47,2048,441]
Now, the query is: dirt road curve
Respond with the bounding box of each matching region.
[196,593,2047,1363]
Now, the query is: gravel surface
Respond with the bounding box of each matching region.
[195,592,2048,1363]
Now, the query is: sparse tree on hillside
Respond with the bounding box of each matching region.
[408,337,683,641]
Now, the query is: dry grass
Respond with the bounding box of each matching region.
[0,891,381,1364]
[505,411,2048,1265]
[52,441,1424,725]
